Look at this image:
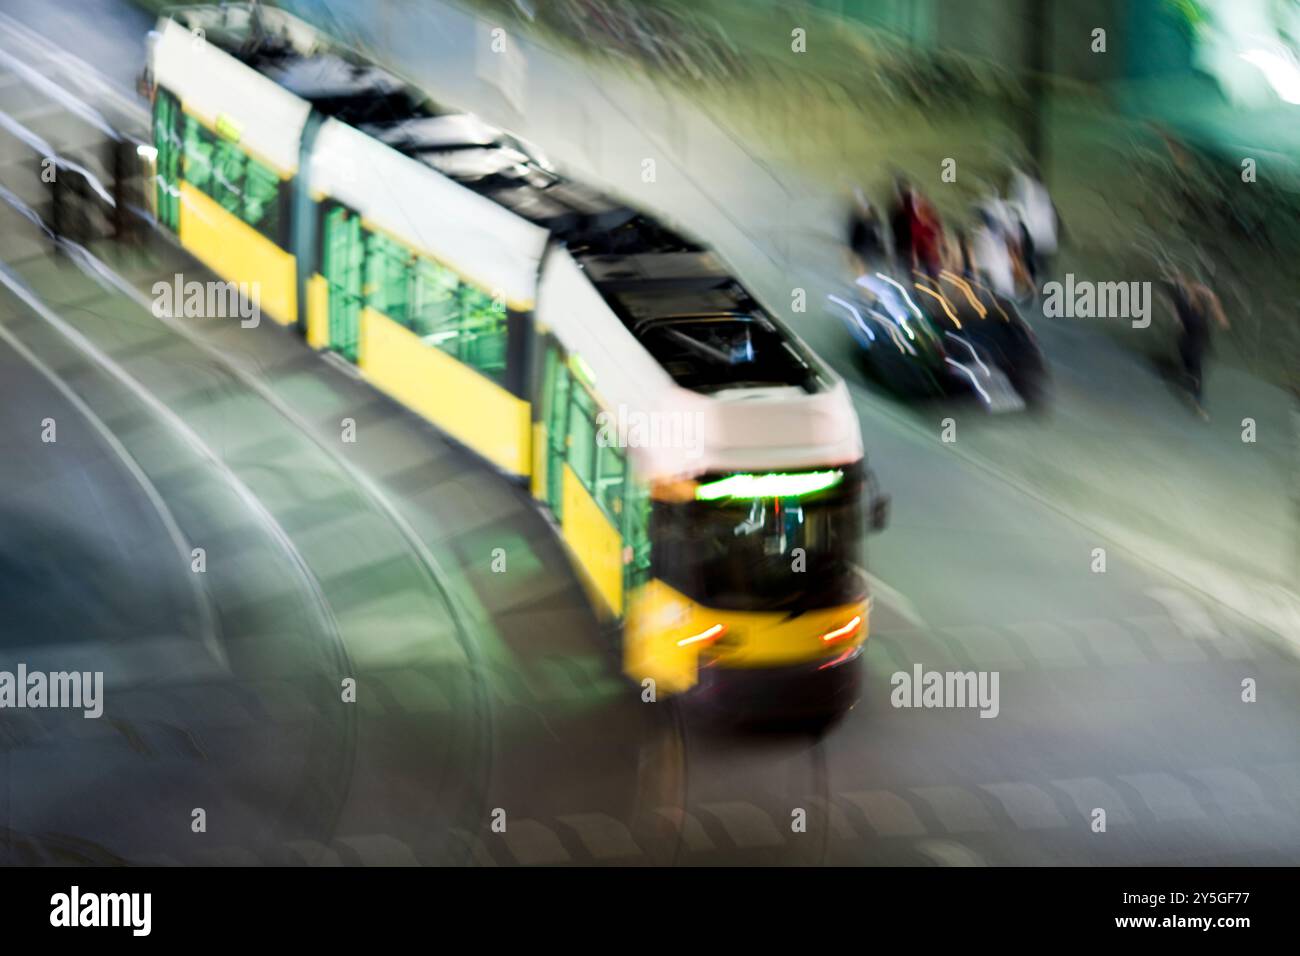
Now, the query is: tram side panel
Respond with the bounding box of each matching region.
[302,118,548,478]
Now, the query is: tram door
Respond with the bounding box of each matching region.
[152,88,182,231]
[321,204,363,360]
[541,342,571,519]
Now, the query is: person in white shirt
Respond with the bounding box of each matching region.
[1009,164,1058,282]
[968,204,1015,299]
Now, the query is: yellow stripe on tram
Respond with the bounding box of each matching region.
[357,306,531,476]
[178,181,298,326]
[560,463,624,617]
[305,273,330,348]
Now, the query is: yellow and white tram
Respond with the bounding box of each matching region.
[146,4,886,718]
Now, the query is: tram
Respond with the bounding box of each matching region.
[146,4,888,719]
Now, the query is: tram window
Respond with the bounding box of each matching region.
[408,256,508,385]
[595,443,626,522]
[567,387,597,489]
[181,119,213,193]
[410,257,459,335]
[243,162,281,237]
[458,284,507,379]
[364,231,411,323]
[180,116,284,244]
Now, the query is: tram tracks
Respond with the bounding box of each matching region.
[0,23,498,862]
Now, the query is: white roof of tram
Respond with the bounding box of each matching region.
[537,248,863,480]
[310,118,550,311]
[152,16,311,176]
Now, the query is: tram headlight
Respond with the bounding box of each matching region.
[677,624,725,648]
[819,615,862,644]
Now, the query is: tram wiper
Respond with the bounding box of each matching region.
[664,328,733,364]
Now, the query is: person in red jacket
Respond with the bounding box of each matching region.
[911,195,946,278]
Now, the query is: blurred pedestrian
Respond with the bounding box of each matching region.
[1009,163,1058,283]
[1164,267,1229,419]
[888,176,916,271]
[911,194,946,278]
[47,158,93,254]
[952,225,975,278]
[968,203,1015,298]
[846,186,886,273]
